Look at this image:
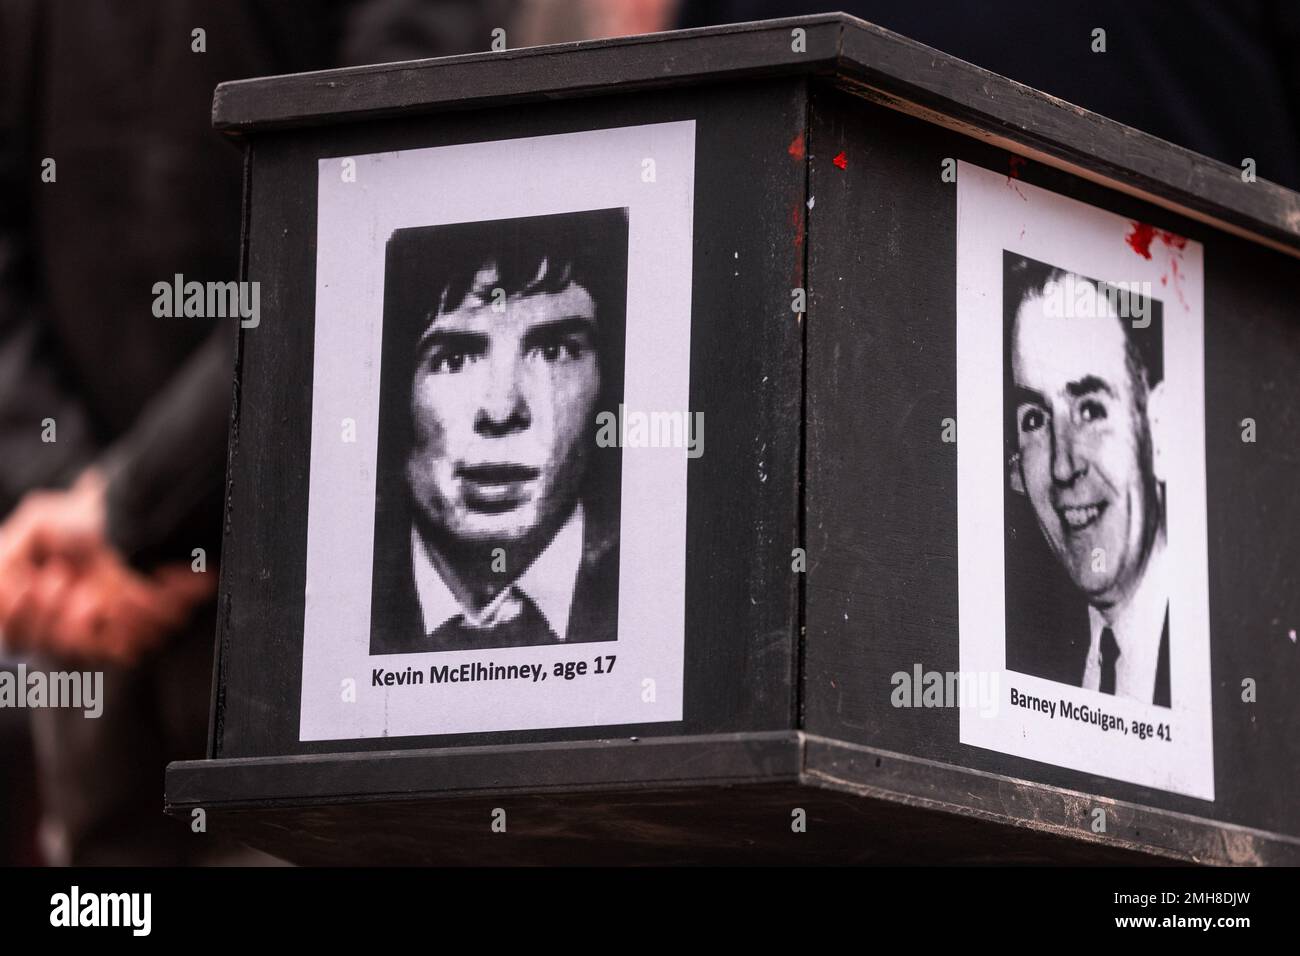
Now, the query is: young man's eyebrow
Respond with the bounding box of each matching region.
[416,327,490,353]
[1013,385,1046,408]
[1066,375,1115,399]
[521,316,596,346]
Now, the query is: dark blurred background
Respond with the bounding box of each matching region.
[680,1,1300,191]
[1,0,1294,866]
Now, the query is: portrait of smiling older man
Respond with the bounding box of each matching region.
[1003,254,1170,707]
[369,209,627,655]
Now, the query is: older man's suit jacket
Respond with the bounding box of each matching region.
[1004,496,1170,706]
[1006,572,1171,707]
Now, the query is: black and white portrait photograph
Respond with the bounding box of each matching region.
[369,210,627,656]
[298,122,696,741]
[955,161,1213,799]
[1002,253,1169,707]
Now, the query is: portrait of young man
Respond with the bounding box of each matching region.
[368,208,628,655]
[1002,253,1171,707]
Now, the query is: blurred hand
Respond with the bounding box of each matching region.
[0,469,108,571]
[587,0,679,39]
[0,469,215,664]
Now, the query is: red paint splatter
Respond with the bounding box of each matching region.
[1126,221,1157,259]
[789,199,806,286]
[1004,156,1029,200]
[1128,221,1192,312]
[832,151,847,170]
[788,133,806,161]
[1126,221,1188,259]
[1170,256,1188,309]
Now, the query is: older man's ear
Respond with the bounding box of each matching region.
[1008,452,1026,495]
[1147,380,1168,485]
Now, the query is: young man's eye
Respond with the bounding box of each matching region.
[530,337,585,364]
[1018,406,1046,434]
[428,349,481,374]
[1079,399,1108,423]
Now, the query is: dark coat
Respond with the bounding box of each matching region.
[0,0,341,564]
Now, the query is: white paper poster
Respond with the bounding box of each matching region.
[299,122,696,741]
[956,161,1214,800]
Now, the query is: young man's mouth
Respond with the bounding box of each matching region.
[1057,501,1107,533]
[457,463,540,512]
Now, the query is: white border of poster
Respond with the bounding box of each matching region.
[298,121,695,741]
[956,160,1214,800]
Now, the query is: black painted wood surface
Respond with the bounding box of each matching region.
[173,16,1300,863]
[214,79,806,760]
[211,13,1300,255]
[803,84,1300,841]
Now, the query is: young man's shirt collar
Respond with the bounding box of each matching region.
[410,504,585,641]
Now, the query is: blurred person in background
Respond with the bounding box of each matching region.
[511,0,677,45]
[0,0,683,870]
[0,0,348,866]
[0,0,621,866]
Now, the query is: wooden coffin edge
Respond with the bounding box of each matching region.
[209,12,1300,258]
[165,731,1300,865]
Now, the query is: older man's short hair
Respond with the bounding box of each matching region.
[1002,252,1164,466]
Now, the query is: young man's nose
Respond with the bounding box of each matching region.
[1050,416,1085,485]
[474,351,530,436]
